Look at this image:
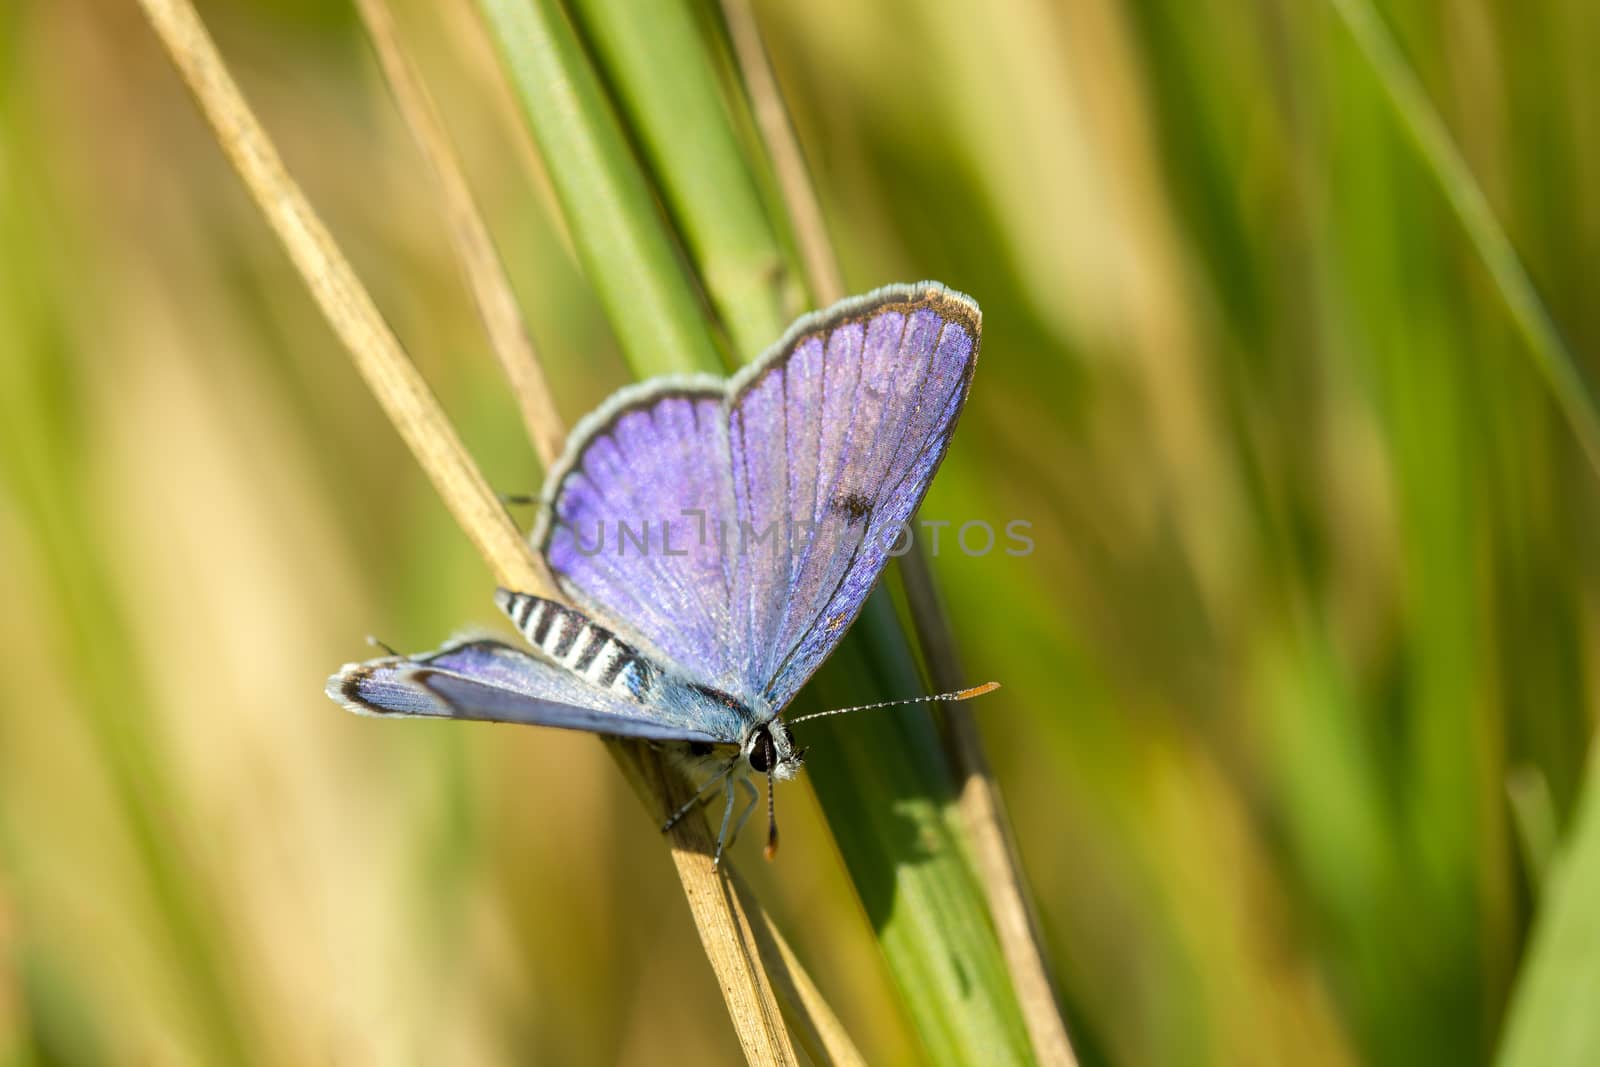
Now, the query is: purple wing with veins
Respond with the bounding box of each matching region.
[531,282,981,710]
[734,296,977,707]
[539,386,745,691]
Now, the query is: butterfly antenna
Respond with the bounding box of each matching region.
[366,635,404,657]
[498,492,539,507]
[787,681,1002,725]
[763,775,779,861]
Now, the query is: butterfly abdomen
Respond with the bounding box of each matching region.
[498,590,657,701]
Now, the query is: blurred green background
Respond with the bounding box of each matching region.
[2,0,1598,1064]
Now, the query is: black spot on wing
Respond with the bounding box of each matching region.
[834,491,873,525]
[339,663,388,713]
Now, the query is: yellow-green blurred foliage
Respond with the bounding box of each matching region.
[2,0,1597,1065]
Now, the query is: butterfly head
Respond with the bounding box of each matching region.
[745,718,804,782]
[745,718,803,862]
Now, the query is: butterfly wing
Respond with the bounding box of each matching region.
[327,637,731,742]
[532,281,980,708]
[729,284,979,706]
[536,381,745,692]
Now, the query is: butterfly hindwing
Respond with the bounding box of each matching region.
[494,588,662,702]
[538,384,745,692]
[326,635,737,743]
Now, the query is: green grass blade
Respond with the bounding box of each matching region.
[804,597,1036,1066]
[1497,754,1600,1067]
[476,0,722,376]
[568,0,795,358]
[1327,0,1600,476]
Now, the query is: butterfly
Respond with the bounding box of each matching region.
[326,282,995,864]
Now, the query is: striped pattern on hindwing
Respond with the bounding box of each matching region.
[496,590,658,702]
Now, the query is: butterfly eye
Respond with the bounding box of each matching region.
[748,730,773,773]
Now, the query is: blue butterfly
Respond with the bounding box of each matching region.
[327,282,992,863]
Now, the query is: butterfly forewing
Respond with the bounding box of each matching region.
[733,296,976,705]
[533,282,980,711]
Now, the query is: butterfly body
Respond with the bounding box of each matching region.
[328,282,981,861]
[495,588,806,781]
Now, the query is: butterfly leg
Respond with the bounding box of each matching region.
[660,758,736,833]
[727,777,760,853]
[711,776,738,868]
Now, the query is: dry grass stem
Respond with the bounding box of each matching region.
[731,869,867,1067]
[614,744,801,1066]
[352,0,566,469]
[134,0,549,597]
[718,0,843,306]
[134,0,796,1060]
